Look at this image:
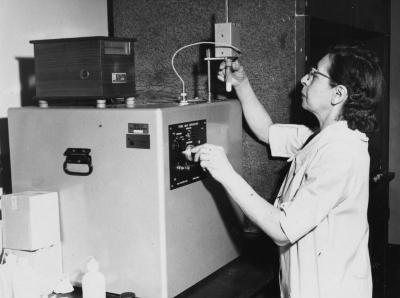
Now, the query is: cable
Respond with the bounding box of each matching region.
[171,41,241,101]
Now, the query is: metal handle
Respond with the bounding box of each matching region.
[63,148,93,176]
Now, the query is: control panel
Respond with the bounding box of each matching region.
[169,120,207,189]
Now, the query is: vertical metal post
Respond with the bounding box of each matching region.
[206,48,212,102]
[225,0,229,23]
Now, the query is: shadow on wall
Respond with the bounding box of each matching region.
[16,57,36,107]
[0,118,11,193]
[0,57,36,193]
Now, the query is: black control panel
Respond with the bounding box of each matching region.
[169,120,207,189]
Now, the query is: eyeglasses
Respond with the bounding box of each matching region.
[307,67,337,85]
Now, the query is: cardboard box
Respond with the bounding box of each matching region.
[2,191,60,250]
[7,243,63,295]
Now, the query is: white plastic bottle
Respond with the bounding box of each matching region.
[82,257,106,298]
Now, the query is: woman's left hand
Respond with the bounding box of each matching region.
[191,144,236,184]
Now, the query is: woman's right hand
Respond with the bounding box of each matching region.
[217,60,248,89]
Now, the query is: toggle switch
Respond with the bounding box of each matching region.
[181,145,194,161]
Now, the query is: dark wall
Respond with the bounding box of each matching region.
[0,58,36,193]
[112,0,297,200]
[309,0,390,34]
[389,0,400,244]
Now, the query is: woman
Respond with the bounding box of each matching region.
[191,44,383,298]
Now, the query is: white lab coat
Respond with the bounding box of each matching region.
[269,121,372,298]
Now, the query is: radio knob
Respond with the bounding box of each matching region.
[79,69,90,80]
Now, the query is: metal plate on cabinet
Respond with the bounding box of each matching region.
[169,120,207,189]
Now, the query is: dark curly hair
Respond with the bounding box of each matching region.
[327,43,384,134]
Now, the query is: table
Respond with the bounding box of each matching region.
[50,236,276,298]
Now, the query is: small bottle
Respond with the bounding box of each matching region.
[82,257,106,298]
